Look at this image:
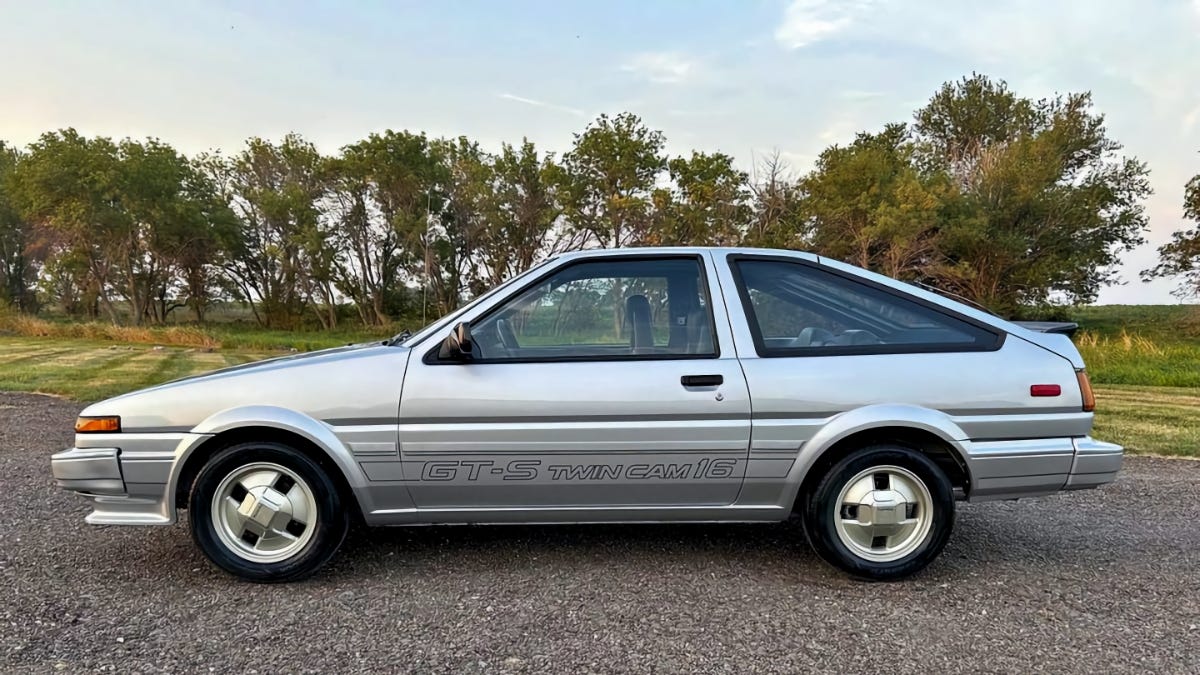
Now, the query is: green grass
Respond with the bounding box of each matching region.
[0,339,266,401]
[1069,304,1200,388]
[1070,304,1200,340]
[1092,385,1200,457]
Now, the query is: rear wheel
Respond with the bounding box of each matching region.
[189,442,349,582]
[803,445,954,580]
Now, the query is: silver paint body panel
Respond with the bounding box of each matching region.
[50,247,1122,527]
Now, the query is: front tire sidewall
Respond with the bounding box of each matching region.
[804,445,955,581]
[190,442,349,583]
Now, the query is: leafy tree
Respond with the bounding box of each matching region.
[171,158,243,322]
[0,142,37,312]
[798,124,946,279]
[913,74,1149,312]
[427,136,489,311]
[115,138,234,325]
[207,134,329,328]
[329,130,440,325]
[559,113,666,248]
[476,140,562,287]
[1143,173,1200,298]
[648,151,749,247]
[9,130,128,323]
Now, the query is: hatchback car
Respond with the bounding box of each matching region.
[51,247,1122,582]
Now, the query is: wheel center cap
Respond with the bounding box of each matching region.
[857,489,907,526]
[237,486,291,528]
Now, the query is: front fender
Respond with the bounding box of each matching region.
[778,404,971,509]
[174,405,374,511]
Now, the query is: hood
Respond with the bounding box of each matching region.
[83,343,411,431]
[141,341,384,391]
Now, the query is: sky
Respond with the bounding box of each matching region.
[2,0,1198,304]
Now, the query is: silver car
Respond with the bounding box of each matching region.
[51,247,1122,582]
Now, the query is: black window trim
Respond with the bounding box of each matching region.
[725,253,1005,358]
[423,253,722,365]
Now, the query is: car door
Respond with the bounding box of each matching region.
[397,252,751,509]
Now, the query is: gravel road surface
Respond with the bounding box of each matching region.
[1,392,1197,673]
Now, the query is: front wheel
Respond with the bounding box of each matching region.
[803,445,954,580]
[189,442,349,582]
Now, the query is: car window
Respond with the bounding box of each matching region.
[468,257,716,361]
[732,258,998,356]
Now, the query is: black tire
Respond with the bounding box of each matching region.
[189,441,350,583]
[802,444,954,581]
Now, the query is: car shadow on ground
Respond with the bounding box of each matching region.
[76,495,1141,587]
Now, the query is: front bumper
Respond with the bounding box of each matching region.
[966,435,1123,501]
[50,447,125,495]
[51,434,207,525]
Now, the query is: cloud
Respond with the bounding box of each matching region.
[496,93,585,117]
[620,52,696,84]
[774,0,872,49]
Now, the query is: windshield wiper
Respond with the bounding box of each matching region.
[384,329,412,346]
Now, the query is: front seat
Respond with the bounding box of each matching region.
[795,326,835,347]
[625,295,654,353]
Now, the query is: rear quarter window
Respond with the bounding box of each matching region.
[730,258,1001,357]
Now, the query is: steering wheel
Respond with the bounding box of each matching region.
[496,318,519,352]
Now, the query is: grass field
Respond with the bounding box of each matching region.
[0,340,268,401]
[0,304,1196,456]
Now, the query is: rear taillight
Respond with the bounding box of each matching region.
[1076,370,1095,412]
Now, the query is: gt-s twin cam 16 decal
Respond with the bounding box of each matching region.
[418,458,739,482]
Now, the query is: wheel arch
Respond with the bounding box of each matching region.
[782,405,972,514]
[171,406,371,521]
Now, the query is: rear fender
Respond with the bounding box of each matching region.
[779,403,970,508]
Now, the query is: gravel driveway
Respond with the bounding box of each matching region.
[2,392,1197,673]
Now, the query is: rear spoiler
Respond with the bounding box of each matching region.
[1012,321,1079,337]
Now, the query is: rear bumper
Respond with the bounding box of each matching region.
[50,434,206,525]
[1065,437,1124,490]
[966,435,1123,502]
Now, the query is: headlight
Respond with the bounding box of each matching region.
[75,416,121,433]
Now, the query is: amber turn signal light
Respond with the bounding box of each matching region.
[75,416,121,433]
[1076,370,1095,412]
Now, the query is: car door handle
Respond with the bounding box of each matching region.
[681,374,723,387]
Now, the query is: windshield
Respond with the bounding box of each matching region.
[397,256,560,347]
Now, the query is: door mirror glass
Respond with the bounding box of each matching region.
[438,322,475,361]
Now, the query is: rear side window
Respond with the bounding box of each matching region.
[731,258,1000,357]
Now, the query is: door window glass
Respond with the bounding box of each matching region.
[469,257,716,361]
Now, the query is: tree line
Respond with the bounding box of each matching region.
[0,74,1193,329]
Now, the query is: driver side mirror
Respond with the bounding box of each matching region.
[438,322,475,362]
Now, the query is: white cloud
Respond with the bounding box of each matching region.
[496,93,585,117]
[774,0,872,49]
[620,52,696,84]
